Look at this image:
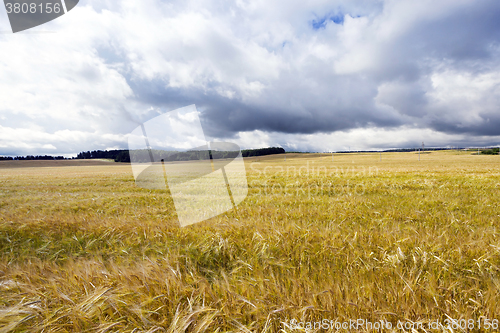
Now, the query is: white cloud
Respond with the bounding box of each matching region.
[234,127,500,152]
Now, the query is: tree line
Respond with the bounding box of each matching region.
[0,147,286,162]
[76,147,285,163]
[241,147,285,157]
[0,155,65,161]
[480,148,500,155]
[76,150,130,162]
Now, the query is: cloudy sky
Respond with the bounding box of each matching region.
[1,0,500,156]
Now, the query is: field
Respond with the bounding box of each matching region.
[1,151,500,332]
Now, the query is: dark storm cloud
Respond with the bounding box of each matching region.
[123,0,500,140]
[130,75,404,139]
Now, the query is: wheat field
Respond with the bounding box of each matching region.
[1,151,500,332]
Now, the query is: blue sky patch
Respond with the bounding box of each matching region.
[311,13,345,29]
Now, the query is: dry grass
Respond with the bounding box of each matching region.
[1,151,500,332]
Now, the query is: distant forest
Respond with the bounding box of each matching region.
[480,148,500,155]
[0,155,65,161]
[75,147,286,163]
[0,147,285,162]
[76,149,130,162]
[4,146,500,161]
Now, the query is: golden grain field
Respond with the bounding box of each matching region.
[1,151,500,332]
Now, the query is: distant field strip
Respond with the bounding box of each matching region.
[0,151,499,332]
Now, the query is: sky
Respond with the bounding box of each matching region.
[1,0,500,156]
